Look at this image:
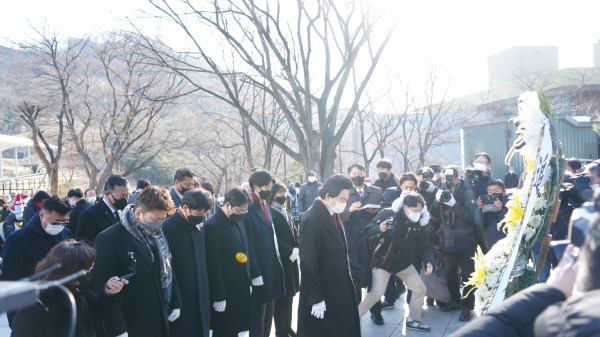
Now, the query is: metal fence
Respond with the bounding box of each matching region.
[0,173,49,197]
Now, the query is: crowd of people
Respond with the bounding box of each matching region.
[0,155,598,337]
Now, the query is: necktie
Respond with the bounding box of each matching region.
[358,191,363,199]
[114,211,120,222]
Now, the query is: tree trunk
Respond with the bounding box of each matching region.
[95,160,116,195]
[49,163,60,195]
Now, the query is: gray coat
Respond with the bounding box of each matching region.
[339,184,384,249]
[298,181,322,213]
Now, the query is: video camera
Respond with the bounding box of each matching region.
[560,173,594,204]
[441,169,455,203]
[480,193,503,213]
[465,168,482,186]
[420,170,434,191]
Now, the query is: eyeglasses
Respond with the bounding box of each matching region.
[49,220,69,226]
[232,208,248,215]
[474,160,489,165]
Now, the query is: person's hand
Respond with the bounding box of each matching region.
[252,276,264,286]
[104,276,128,295]
[462,166,472,179]
[379,221,388,233]
[435,189,443,202]
[477,196,483,209]
[311,301,326,319]
[365,208,379,214]
[168,309,180,322]
[213,300,226,312]
[425,184,436,193]
[290,248,299,262]
[424,263,434,276]
[349,202,362,213]
[443,194,456,207]
[547,244,578,299]
[493,198,502,210]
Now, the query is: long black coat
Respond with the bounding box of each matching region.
[22,198,41,226]
[204,207,252,335]
[339,184,384,250]
[76,199,120,245]
[271,206,299,298]
[93,223,182,337]
[243,201,285,303]
[162,211,210,337]
[68,199,92,232]
[11,289,121,337]
[297,199,360,337]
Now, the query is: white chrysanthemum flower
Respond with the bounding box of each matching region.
[524,226,536,241]
[533,197,547,211]
[528,215,543,228]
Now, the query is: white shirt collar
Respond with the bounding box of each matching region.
[356,184,365,195]
[102,197,117,214]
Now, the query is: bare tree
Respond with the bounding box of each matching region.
[140,0,398,179]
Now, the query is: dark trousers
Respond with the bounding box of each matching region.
[250,301,276,337]
[274,296,295,335]
[356,287,383,315]
[444,251,475,309]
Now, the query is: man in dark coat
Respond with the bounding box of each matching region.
[244,170,285,337]
[76,175,129,245]
[162,188,213,337]
[22,190,50,225]
[464,152,492,199]
[129,179,151,204]
[476,179,508,249]
[94,187,182,337]
[298,171,322,214]
[298,175,360,337]
[1,196,73,326]
[169,168,194,208]
[504,167,519,189]
[373,158,398,193]
[204,187,253,337]
[66,188,91,232]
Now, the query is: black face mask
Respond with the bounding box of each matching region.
[289,189,296,195]
[178,181,190,195]
[229,210,245,223]
[275,196,287,205]
[77,270,95,292]
[258,189,272,200]
[187,214,205,226]
[378,171,388,180]
[351,175,365,186]
[110,192,128,211]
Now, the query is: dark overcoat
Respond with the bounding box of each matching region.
[204,207,252,335]
[339,184,383,250]
[67,199,91,232]
[76,199,120,245]
[297,199,361,337]
[162,211,210,337]
[270,206,299,298]
[22,198,41,227]
[93,223,182,337]
[243,201,285,303]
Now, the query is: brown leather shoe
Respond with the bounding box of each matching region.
[459,307,473,321]
[439,300,463,312]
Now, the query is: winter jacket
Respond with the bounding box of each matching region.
[298,181,321,213]
[432,179,479,253]
[169,186,183,209]
[340,184,384,250]
[373,172,398,193]
[382,185,437,211]
[288,191,301,221]
[2,212,21,239]
[481,196,508,248]
[22,199,41,226]
[128,189,143,205]
[504,172,519,189]
[468,171,491,199]
[364,208,435,274]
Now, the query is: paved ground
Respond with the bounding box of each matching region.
[0,292,473,336]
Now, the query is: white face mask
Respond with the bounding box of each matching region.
[308,176,317,183]
[329,199,346,214]
[591,184,600,190]
[44,223,65,236]
[87,197,96,204]
[15,213,23,221]
[474,163,487,171]
[69,198,76,207]
[509,170,514,174]
[406,209,423,222]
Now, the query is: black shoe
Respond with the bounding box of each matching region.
[435,300,449,307]
[459,307,473,321]
[426,297,435,306]
[381,300,395,310]
[371,313,384,325]
[395,283,407,299]
[440,301,463,312]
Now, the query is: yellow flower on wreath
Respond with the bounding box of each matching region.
[465,246,487,294]
[525,154,535,172]
[501,193,524,233]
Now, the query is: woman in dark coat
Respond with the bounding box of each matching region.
[23,190,51,225]
[162,189,213,337]
[204,187,253,337]
[297,175,361,337]
[268,183,300,337]
[11,239,127,337]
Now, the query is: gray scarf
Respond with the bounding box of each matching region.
[121,205,173,302]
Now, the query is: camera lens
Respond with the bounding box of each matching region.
[420,181,430,190]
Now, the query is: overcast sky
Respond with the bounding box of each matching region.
[1,0,599,102]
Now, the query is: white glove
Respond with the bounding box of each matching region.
[443,194,456,207]
[289,248,299,262]
[435,189,442,202]
[420,209,430,226]
[168,309,180,322]
[426,184,436,193]
[213,300,226,312]
[252,276,264,286]
[311,301,326,319]
[116,333,128,337]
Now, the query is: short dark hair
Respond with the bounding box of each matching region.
[249,170,273,190]
[347,163,366,174]
[35,240,95,292]
[267,182,287,206]
[134,186,175,214]
[567,157,582,171]
[67,188,83,198]
[319,175,353,199]
[429,164,442,173]
[201,182,216,196]
[224,187,253,208]
[41,196,73,215]
[417,167,434,177]
[376,158,393,170]
[33,190,51,203]
[399,172,418,187]
[475,152,491,164]
[487,179,506,190]
[136,179,151,190]
[182,188,214,212]
[104,175,129,193]
[84,189,95,197]
[403,192,425,208]
[174,168,194,183]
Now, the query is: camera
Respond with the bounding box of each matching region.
[440,169,454,202]
[560,173,593,204]
[480,193,503,213]
[420,180,433,191]
[384,217,396,237]
[466,168,482,186]
[548,202,594,267]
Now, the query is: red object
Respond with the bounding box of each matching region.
[35,201,44,210]
[250,191,271,224]
[11,194,23,212]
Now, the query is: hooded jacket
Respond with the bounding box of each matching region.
[22,198,41,227]
[298,181,321,213]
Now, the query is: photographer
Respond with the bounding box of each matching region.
[383,172,418,208]
[463,152,492,199]
[476,179,508,249]
[357,192,435,332]
[432,167,480,321]
[429,164,443,188]
[417,167,438,212]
